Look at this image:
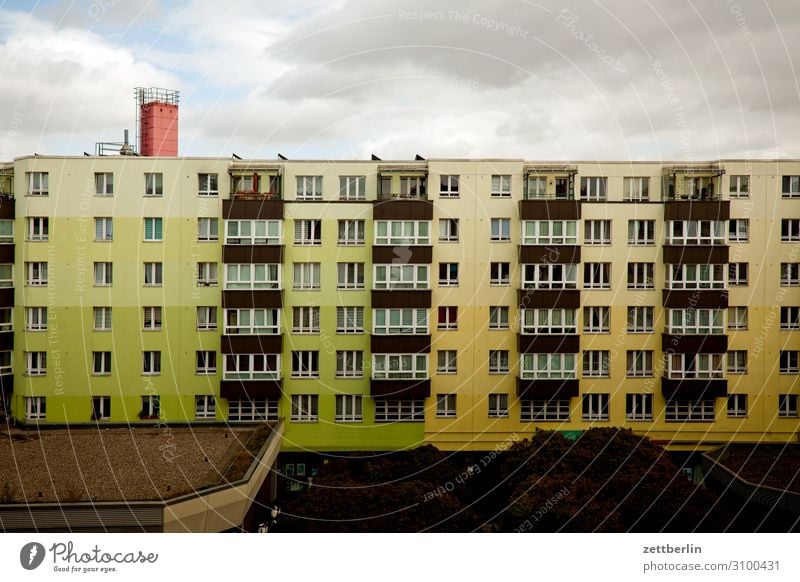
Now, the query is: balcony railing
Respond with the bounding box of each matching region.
[377,192,428,200]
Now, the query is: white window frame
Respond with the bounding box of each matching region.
[296,176,323,201]
[584,220,611,245]
[627,306,654,333]
[143,306,162,331]
[372,354,429,380]
[583,306,610,333]
[665,400,715,422]
[197,262,218,286]
[490,174,511,197]
[26,307,47,331]
[582,393,609,421]
[438,306,458,330]
[781,263,800,286]
[94,307,112,331]
[373,264,429,290]
[291,394,319,422]
[778,394,799,418]
[623,177,649,201]
[92,396,111,420]
[25,396,46,420]
[781,306,800,330]
[228,399,278,422]
[521,353,577,380]
[336,351,363,378]
[196,350,217,375]
[374,220,431,245]
[521,399,570,422]
[95,172,113,196]
[337,306,364,334]
[224,308,280,335]
[626,351,653,377]
[27,217,48,241]
[292,306,320,333]
[782,176,800,198]
[521,308,576,334]
[584,262,611,289]
[0,307,12,332]
[143,262,163,287]
[197,306,217,331]
[26,262,48,286]
[337,262,365,290]
[195,395,216,419]
[489,306,510,330]
[667,308,724,334]
[335,394,363,422]
[144,172,163,197]
[628,220,655,245]
[490,262,510,285]
[225,220,282,245]
[94,262,112,286]
[95,217,113,241]
[223,353,280,380]
[490,218,511,242]
[198,173,218,197]
[0,220,13,243]
[729,175,749,198]
[729,218,749,243]
[667,264,726,290]
[727,394,747,418]
[438,262,459,286]
[523,263,578,289]
[728,306,748,330]
[224,263,281,290]
[779,351,799,374]
[781,219,800,242]
[26,351,46,376]
[338,219,365,245]
[339,176,366,201]
[728,263,748,286]
[142,351,161,375]
[197,218,219,242]
[27,172,48,197]
[489,350,509,374]
[439,175,459,198]
[292,350,319,378]
[143,217,163,241]
[580,176,607,201]
[666,353,725,379]
[372,308,428,335]
[436,394,457,418]
[627,263,654,290]
[439,218,459,242]
[666,220,726,245]
[374,399,424,422]
[93,351,112,375]
[437,350,457,374]
[488,394,509,418]
[727,350,747,374]
[293,263,321,290]
[522,220,577,245]
[626,394,653,421]
[582,350,610,378]
[294,219,322,245]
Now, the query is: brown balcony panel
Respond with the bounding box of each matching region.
[372,199,433,220]
[0,199,14,220]
[223,245,284,263]
[222,334,282,354]
[0,331,12,351]
[519,199,581,220]
[519,245,580,264]
[222,199,284,220]
[0,245,13,263]
[518,289,580,309]
[0,375,12,398]
[222,290,282,309]
[661,378,727,400]
[0,288,13,307]
[662,245,729,264]
[372,246,432,264]
[664,201,730,220]
[661,334,728,353]
[518,334,579,353]
[371,335,431,353]
[371,290,432,308]
[516,378,579,399]
[370,379,431,398]
[220,380,282,400]
[662,289,728,309]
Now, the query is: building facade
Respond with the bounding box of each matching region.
[1,156,798,453]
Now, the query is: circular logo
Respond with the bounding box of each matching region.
[19,542,45,570]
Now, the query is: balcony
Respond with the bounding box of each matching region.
[222,245,284,263]
[518,334,579,353]
[372,290,431,308]
[220,379,282,400]
[661,334,728,353]
[0,193,13,220]
[662,245,728,264]
[373,199,432,220]
[662,289,728,309]
[221,334,282,354]
[223,198,283,220]
[519,245,580,264]
[222,290,282,309]
[370,378,430,398]
[519,199,581,220]
[371,335,431,353]
[372,246,432,264]
[661,378,727,400]
[516,377,579,399]
[518,289,580,308]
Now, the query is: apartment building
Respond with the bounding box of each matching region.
[1,156,798,455]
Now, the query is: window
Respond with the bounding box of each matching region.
[142,351,161,375]
[584,220,611,245]
[436,394,457,418]
[25,396,46,420]
[292,307,320,333]
[144,262,163,286]
[626,394,653,421]
[727,351,747,374]
[778,395,799,418]
[26,351,46,375]
[490,262,510,285]
[489,306,509,330]
[198,218,219,241]
[27,262,48,286]
[0,308,10,332]
[293,263,321,290]
[224,354,280,380]
[682,176,717,200]
[374,220,430,245]
[666,353,724,379]
[144,217,163,241]
[781,263,800,286]
[488,394,509,418]
[291,394,319,422]
[438,306,458,330]
[225,220,282,245]
[144,173,163,196]
[27,217,48,241]
[582,394,609,421]
[339,176,366,200]
[195,396,216,420]
[627,263,654,289]
[727,394,747,418]
[521,399,570,422]
[491,174,511,197]
[782,176,800,198]
[0,351,11,374]
[225,264,281,290]
[94,307,112,331]
[373,308,427,334]
[0,220,12,243]
[297,176,323,200]
[197,306,217,330]
[337,263,364,290]
[197,262,218,286]
[26,307,46,331]
[440,175,459,197]
[728,263,748,286]
[92,396,111,420]
[666,220,725,245]
[198,173,218,196]
[373,264,429,290]
[523,263,578,289]
[336,351,363,378]
[0,264,11,288]
[628,220,655,245]
[490,218,511,241]
[228,399,278,422]
[665,400,715,422]
[337,306,364,334]
[438,263,459,286]
[525,176,548,199]
[667,264,725,290]
[522,220,578,245]
[584,263,611,289]
[521,308,576,334]
[397,176,425,197]
[623,177,649,201]
[781,306,800,330]
[141,395,160,419]
[437,350,457,374]
[27,172,48,196]
[95,217,113,241]
[294,219,322,245]
[489,350,509,374]
[583,306,610,333]
[225,308,280,335]
[728,306,748,330]
[583,350,610,377]
[375,399,424,422]
[335,394,363,422]
[95,172,113,196]
[729,175,749,198]
[627,306,654,333]
[627,351,653,377]
[729,219,749,242]
[93,352,111,375]
[521,353,576,379]
[439,218,459,242]
[372,354,428,379]
[779,351,799,374]
[338,220,365,245]
[580,176,607,201]
[196,351,217,374]
[781,219,800,242]
[143,306,162,331]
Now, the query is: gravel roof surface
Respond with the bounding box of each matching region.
[0,426,258,503]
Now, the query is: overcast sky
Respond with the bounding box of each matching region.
[0,0,797,160]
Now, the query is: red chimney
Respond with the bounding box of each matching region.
[135,87,179,157]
